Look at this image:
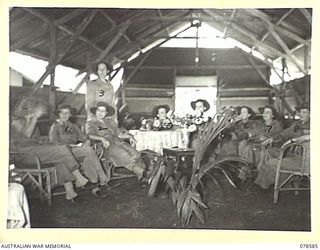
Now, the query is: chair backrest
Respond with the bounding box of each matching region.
[283,140,310,174]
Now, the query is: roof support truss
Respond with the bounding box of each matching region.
[28,10,97,96]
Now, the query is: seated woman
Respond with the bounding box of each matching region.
[189,99,211,148]
[86,101,148,186]
[252,104,310,190]
[10,98,90,202]
[151,104,173,130]
[233,106,260,164]
[49,103,109,198]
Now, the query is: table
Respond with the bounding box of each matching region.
[129,129,188,154]
[163,148,195,170]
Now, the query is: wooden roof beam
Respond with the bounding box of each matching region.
[245,9,310,46]
[264,21,307,74]
[23,8,103,54]
[54,9,88,25]
[222,9,237,38]
[204,9,285,58]
[157,9,170,36]
[259,8,294,44]
[65,10,149,61]
[12,9,87,51]
[93,20,131,64]
[99,10,132,43]
[299,9,312,24]
[28,10,97,96]
[240,50,294,114]
[109,12,190,62]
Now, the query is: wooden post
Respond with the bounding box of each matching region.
[304,46,310,103]
[241,50,294,115]
[28,10,97,96]
[49,23,57,122]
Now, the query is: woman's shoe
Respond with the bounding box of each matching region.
[92,189,107,199]
[76,182,97,192]
[67,195,82,203]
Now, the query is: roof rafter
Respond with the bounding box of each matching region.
[299,9,312,24]
[28,10,98,96]
[23,8,103,54]
[203,9,284,58]
[258,8,294,45]
[263,21,307,74]
[65,10,149,61]
[245,9,310,46]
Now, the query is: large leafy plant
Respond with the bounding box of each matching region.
[148,108,249,225]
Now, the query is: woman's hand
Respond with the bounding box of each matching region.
[101,138,110,149]
[261,137,273,146]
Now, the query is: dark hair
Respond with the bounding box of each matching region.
[238,106,256,119]
[264,105,279,120]
[96,61,113,73]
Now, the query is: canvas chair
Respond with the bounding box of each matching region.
[10,152,64,206]
[273,139,310,203]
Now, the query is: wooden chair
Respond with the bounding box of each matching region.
[10,152,63,206]
[273,139,310,203]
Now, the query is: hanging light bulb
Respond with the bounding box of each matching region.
[195,23,200,65]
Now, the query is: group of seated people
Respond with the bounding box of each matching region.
[9,60,310,205]
[218,104,310,191]
[10,61,149,203]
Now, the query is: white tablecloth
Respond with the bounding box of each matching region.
[129,129,186,154]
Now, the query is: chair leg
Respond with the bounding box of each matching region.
[46,170,52,206]
[38,172,44,202]
[273,171,281,204]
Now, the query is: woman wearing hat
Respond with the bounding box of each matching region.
[189,99,211,149]
[10,98,90,202]
[151,104,172,130]
[86,62,117,121]
[49,103,110,198]
[86,102,148,185]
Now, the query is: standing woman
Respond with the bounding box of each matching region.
[86,62,117,121]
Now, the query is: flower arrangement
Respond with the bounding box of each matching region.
[139,117,173,131]
[139,110,210,132]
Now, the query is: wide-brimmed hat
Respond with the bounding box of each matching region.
[191,99,210,112]
[152,104,170,117]
[55,103,77,115]
[90,101,115,116]
[13,97,47,118]
[237,106,256,119]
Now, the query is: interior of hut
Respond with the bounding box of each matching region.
[7,7,312,231]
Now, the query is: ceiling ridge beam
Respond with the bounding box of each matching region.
[245,9,310,46]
